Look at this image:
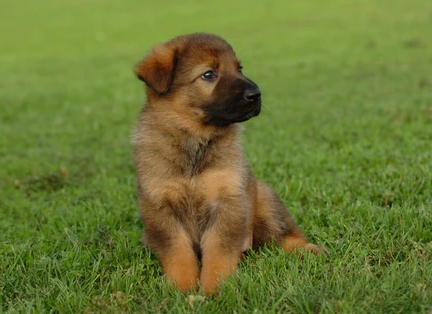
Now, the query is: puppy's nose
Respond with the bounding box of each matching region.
[243,87,261,102]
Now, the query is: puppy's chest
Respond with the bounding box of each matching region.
[153,178,205,239]
[182,140,214,177]
[164,140,243,206]
[169,170,236,214]
[167,168,244,238]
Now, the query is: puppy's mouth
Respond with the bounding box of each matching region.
[233,103,261,123]
[202,82,262,127]
[203,100,262,127]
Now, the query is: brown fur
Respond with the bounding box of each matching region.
[133,33,325,295]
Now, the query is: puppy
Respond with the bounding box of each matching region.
[133,33,325,295]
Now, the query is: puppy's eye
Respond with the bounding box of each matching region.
[238,65,243,73]
[201,70,216,80]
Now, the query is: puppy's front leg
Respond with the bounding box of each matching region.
[199,199,248,296]
[200,227,242,295]
[144,219,199,292]
[196,171,249,295]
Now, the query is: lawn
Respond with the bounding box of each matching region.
[1,0,432,312]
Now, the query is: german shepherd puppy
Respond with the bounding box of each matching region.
[133,33,325,295]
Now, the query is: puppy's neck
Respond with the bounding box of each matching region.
[138,105,243,177]
[146,102,240,143]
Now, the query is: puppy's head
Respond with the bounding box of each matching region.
[135,33,261,127]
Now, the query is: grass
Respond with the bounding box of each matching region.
[1,0,432,312]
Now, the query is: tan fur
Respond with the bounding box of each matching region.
[133,33,325,295]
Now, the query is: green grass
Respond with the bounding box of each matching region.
[1,0,432,312]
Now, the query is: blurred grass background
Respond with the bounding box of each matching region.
[1,0,432,312]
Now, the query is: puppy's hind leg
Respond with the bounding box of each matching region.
[252,180,326,255]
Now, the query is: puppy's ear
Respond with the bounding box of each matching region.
[135,44,177,95]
